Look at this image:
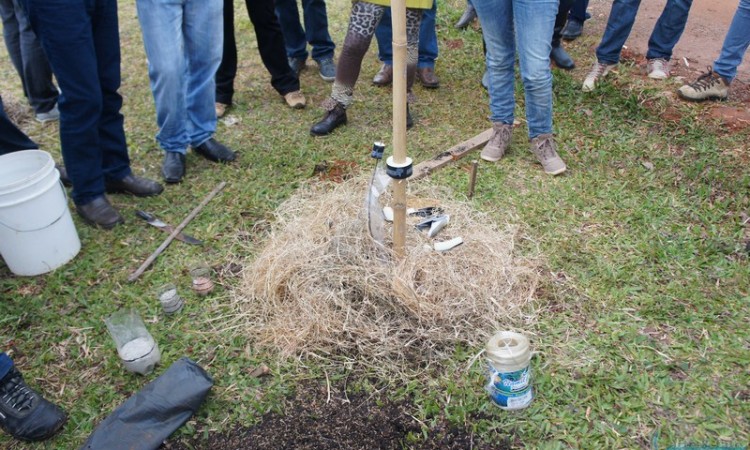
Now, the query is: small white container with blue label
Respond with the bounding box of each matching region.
[485,331,533,410]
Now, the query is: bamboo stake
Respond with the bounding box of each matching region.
[468,160,479,198]
[128,181,227,282]
[391,0,408,258]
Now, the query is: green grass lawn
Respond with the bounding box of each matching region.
[1,0,748,448]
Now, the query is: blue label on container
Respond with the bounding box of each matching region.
[487,384,533,409]
[488,364,530,393]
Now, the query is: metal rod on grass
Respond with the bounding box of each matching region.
[468,160,478,199]
[128,181,227,282]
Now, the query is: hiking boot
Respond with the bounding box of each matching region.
[215,102,229,118]
[677,67,729,102]
[310,102,347,136]
[647,58,670,79]
[35,104,59,123]
[530,134,566,175]
[284,90,306,109]
[0,367,67,442]
[288,57,306,77]
[317,57,336,82]
[582,61,615,92]
[480,122,513,162]
[561,18,584,41]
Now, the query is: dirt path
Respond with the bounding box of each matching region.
[588,0,749,81]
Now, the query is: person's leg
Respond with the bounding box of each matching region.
[551,0,575,69]
[568,0,588,23]
[516,0,565,174]
[0,0,25,96]
[310,1,386,135]
[645,0,692,61]
[11,0,58,115]
[0,95,39,155]
[405,7,424,92]
[713,0,750,82]
[93,0,131,182]
[0,353,11,380]
[21,0,109,205]
[275,0,309,60]
[595,0,641,65]
[473,0,515,125]
[136,0,190,155]
[417,0,437,69]
[245,0,301,96]
[183,0,222,147]
[375,7,394,65]
[216,0,237,106]
[302,0,335,61]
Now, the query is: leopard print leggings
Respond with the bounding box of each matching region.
[326,2,422,110]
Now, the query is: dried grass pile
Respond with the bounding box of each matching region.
[232,176,541,374]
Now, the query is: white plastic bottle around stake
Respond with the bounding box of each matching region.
[485,331,533,410]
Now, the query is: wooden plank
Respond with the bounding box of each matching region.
[407,128,493,181]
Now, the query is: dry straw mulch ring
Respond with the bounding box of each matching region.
[232,177,541,376]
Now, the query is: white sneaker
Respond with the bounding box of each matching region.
[35,104,59,123]
[582,62,615,92]
[647,58,670,79]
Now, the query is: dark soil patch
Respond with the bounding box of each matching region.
[163,383,513,450]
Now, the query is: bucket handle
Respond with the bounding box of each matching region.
[0,180,71,233]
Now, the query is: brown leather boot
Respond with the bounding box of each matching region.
[372,64,393,86]
[417,67,440,88]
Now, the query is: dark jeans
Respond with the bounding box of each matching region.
[375,0,438,68]
[19,0,131,205]
[216,0,300,105]
[553,0,575,48]
[596,0,692,64]
[0,0,57,114]
[0,95,38,154]
[275,0,335,61]
[569,0,589,22]
[0,353,12,381]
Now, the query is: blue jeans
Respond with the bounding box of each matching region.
[568,0,588,22]
[136,0,222,154]
[596,0,692,64]
[19,0,132,205]
[375,0,438,68]
[0,353,12,381]
[0,0,58,115]
[713,0,750,83]
[275,0,335,62]
[0,95,38,154]
[473,0,556,138]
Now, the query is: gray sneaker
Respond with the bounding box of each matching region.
[480,122,513,162]
[677,68,729,102]
[530,134,566,175]
[317,57,336,82]
[35,104,59,123]
[582,61,615,92]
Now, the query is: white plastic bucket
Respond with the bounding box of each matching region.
[0,150,81,276]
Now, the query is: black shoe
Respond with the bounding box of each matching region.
[105,174,163,197]
[75,195,124,229]
[455,3,477,29]
[406,104,414,129]
[310,103,347,136]
[193,138,236,163]
[561,19,583,41]
[551,45,575,70]
[288,57,306,77]
[161,152,186,184]
[55,164,72,187]
[0,367,67,442]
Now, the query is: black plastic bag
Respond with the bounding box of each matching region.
[80,357,213,450]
